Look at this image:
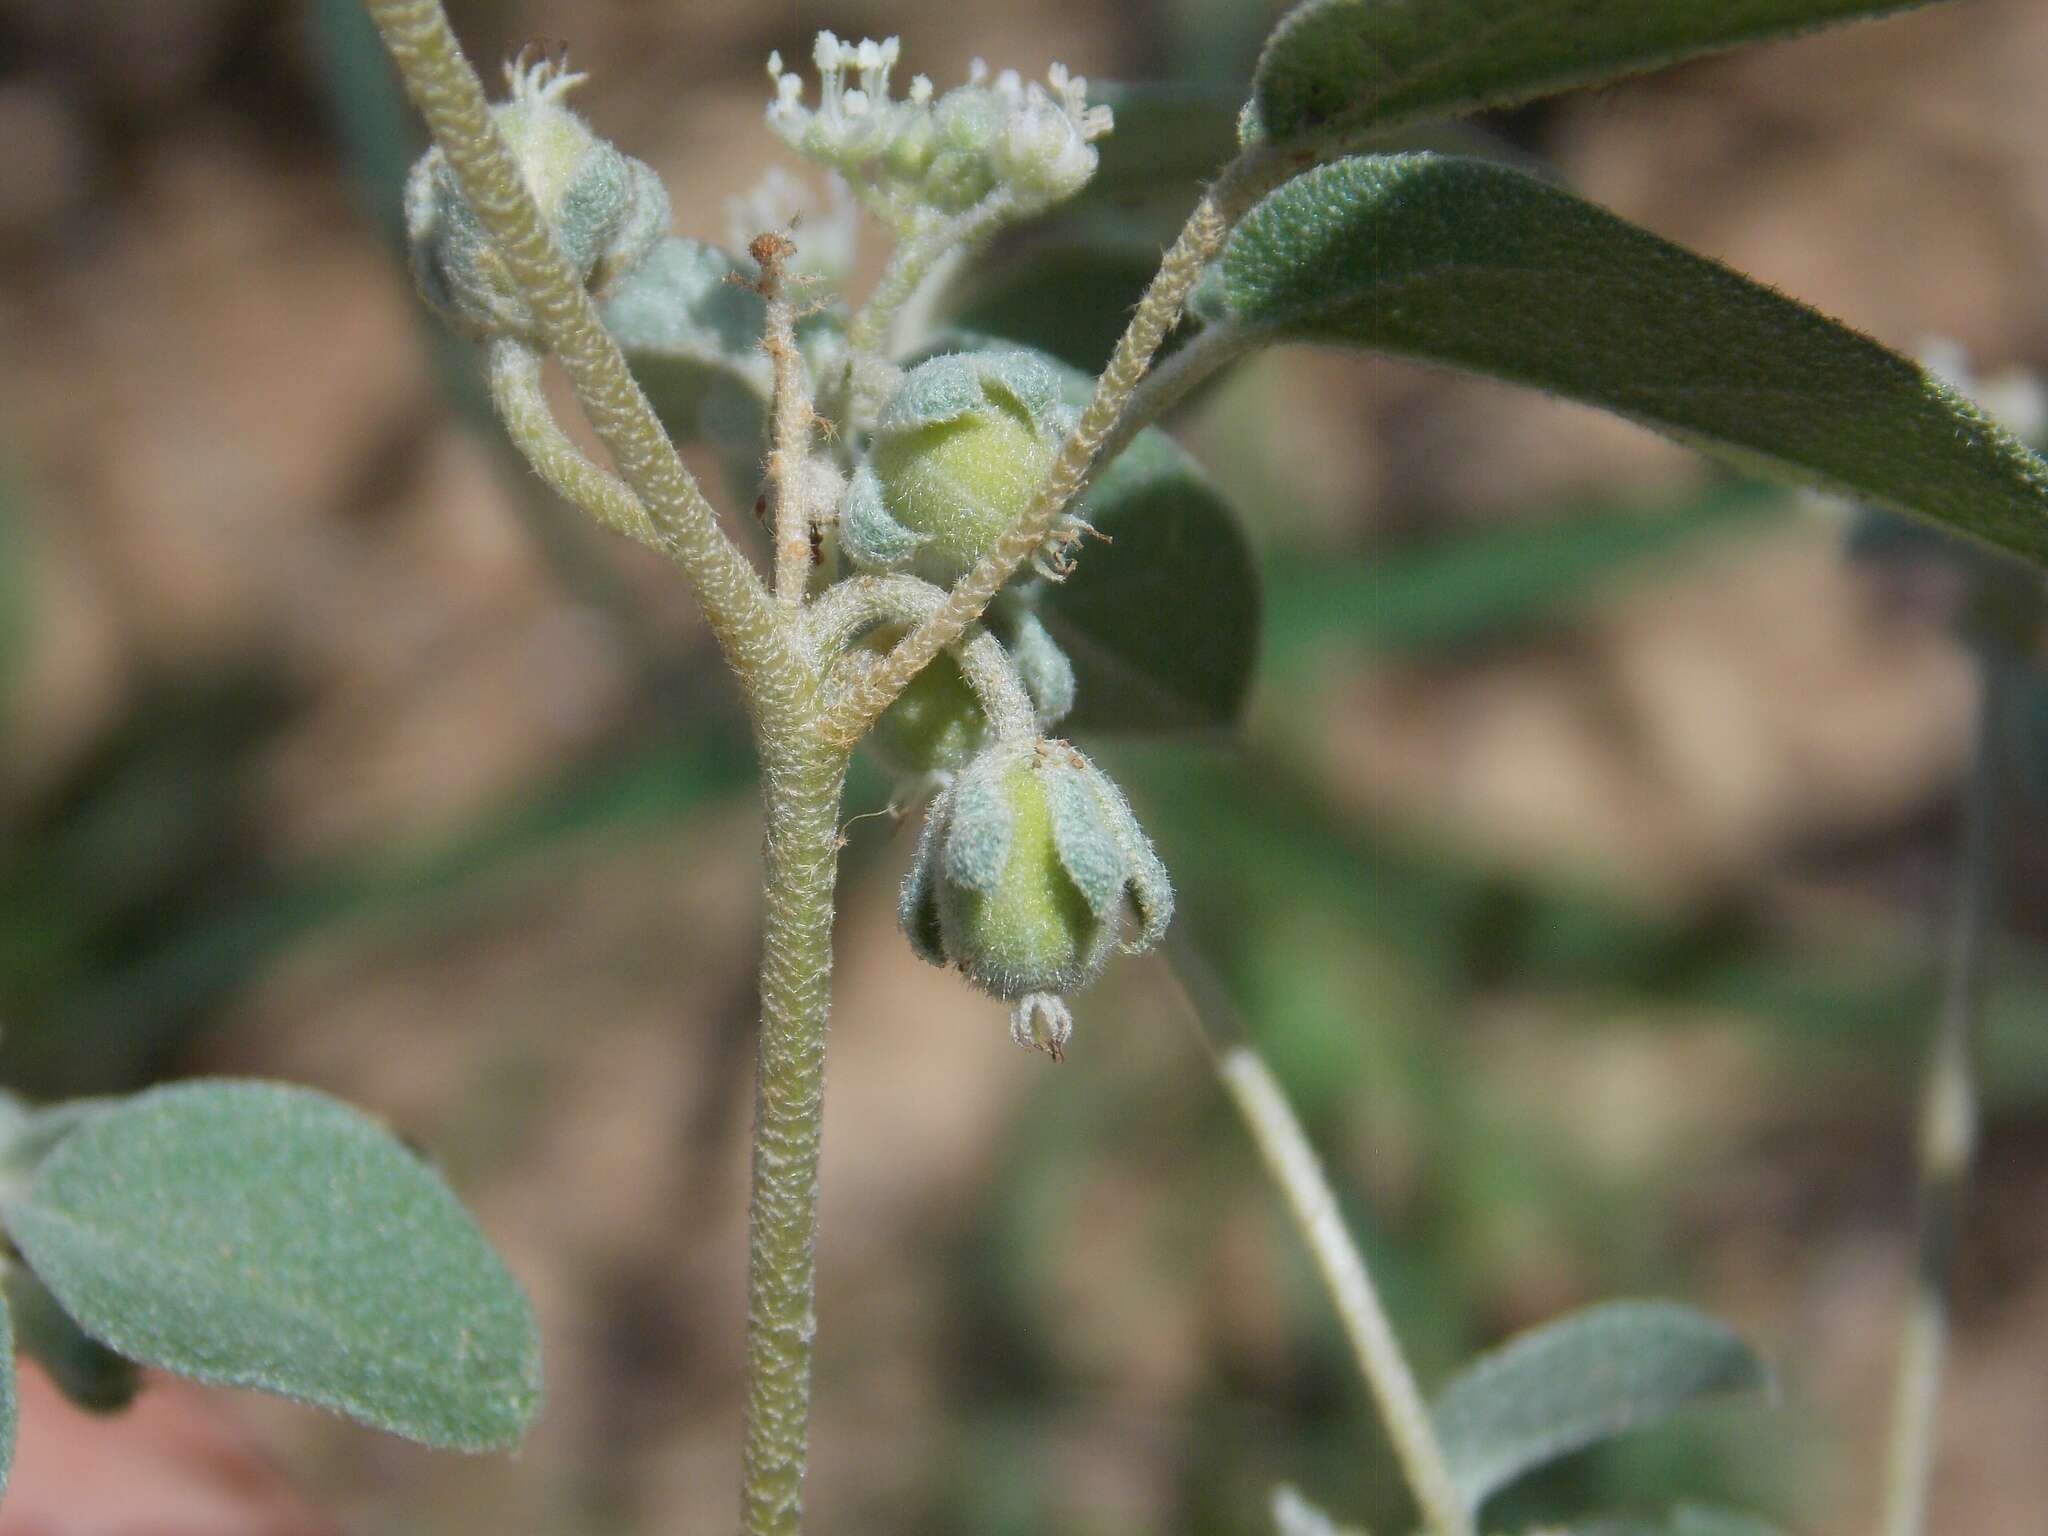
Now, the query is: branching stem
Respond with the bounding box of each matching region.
[823,180,1235,745]
[740,729,849,1536]
[363,0,795,707]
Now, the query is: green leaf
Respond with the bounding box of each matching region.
[1249,0,1939,149]
[603,237,774,458]
[3,1264,139,1414]
[1044,426,1261,736]
[1221,155,2048,566]
[1431,1300,1771,1511]
[4,1080,541,1451]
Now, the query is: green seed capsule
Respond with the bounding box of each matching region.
[405,58,668,341]
[864,628,987,778]
[900,738,1172,1055]
[845,352,1073,585]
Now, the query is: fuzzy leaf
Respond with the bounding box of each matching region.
[1221,155,2048,566]
[1432,1300,1770,1510]
[1044,428,1261,736]
[3,1264,138,1414]
[1249,0,1939,148]
[3,1081,541,1452]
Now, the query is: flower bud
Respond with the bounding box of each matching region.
[900,739,1172,1055]
[862,628,986,779]
[843,352,1075,585]
[405,56,669,341]
[862,611,1074,781]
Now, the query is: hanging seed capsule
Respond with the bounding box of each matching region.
[900,738,1171,1056]
[405,55,669,341]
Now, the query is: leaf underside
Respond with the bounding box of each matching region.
[1250,0,1941,148]
[3,1080,541,1452]
[1222,154,2048,567]
[1430,1299,1771,1510]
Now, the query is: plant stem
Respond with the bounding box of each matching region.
[757,241,820,608]
[1093,320,1257,471]
[488,338,664,549]
[740,728,850,1536]
[363,0,790,691]
[1168,947,1476,1536]
[1879,655,2002,1536]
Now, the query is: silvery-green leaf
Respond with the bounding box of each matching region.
[1249,0,1939,150]
[4,1263,139,1414]
[1431,1300,1771,1511]
[1222,155,2048,567]
[3,1080,541,1452]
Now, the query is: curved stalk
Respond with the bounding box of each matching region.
[487,339,663,549]
[363,0,794,702]
[1167,943,1475,1536]
[1879,655,2003,1536]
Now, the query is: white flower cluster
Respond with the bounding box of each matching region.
[765,32,1113,225]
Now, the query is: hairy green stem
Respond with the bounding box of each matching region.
[487,338,663,549]
[1879,656,2002,1536]
[1168,946,1475,1536]
[363,0,794,701]
[1094,320,1258,470]
[741,730,849,1536]
[824,178,1236,744]
[365,13,853,1533]
[759,245,820,608]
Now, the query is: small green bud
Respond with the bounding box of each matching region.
[844,352,1076,585]
[861,612,1074,781]
[406,56,669,341]
[900,739,1172,1055]
[863,627,987,778]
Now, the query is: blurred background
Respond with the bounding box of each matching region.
[2,0,2047,1531]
